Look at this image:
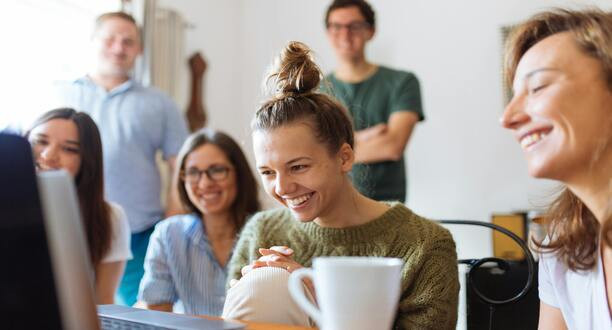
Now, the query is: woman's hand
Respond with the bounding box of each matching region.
[256,246,302,271]
[236,246,297,280]
[235,246,315,298]
[240,246,300,274]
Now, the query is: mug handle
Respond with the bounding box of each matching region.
[288,268,321,326]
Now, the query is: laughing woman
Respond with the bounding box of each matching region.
[137,128,260,315]
[501,9,612,330]
[26,108,132,304]
[221,42,459,329]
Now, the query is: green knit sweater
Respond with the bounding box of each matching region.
[227,202,459,330]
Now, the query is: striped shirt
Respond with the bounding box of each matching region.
[138,213,229,315]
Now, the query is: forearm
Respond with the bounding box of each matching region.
[144,303,173,312]
[355,111,419,164]
[354,133,404,164]
[164,157,184,217]
[95,261,126,304]
[165,179,183,217]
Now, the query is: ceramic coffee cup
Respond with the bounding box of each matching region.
[288,256,403,330]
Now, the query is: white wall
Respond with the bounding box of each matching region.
[160,0,611,261]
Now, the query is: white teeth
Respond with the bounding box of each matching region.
[520,132,547,149]
[286,193,312,207]
[201,192,221,201]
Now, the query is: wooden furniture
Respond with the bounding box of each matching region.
[239,320,315,330]
[196,314,316,330]
[186,52,207,132]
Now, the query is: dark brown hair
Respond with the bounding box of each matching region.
[175,128,260,232]
[504,9,612,271]
[325,0,375,29]
[253,41,354,155]
[25,108,111,268]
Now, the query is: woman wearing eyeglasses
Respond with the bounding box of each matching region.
[321,0,424,203]
[137,128,260,315]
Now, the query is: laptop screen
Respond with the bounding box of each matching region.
[0,134,63,329]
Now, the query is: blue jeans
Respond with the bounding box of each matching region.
[115,226,155,306]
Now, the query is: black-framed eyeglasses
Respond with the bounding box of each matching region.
[326,21,371,33]
[181,165,232,184]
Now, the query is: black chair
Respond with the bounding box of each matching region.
[438,220,538,330]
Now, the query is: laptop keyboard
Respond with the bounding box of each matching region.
[100,316,174,330]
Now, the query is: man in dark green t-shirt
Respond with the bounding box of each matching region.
[321,0,424,202]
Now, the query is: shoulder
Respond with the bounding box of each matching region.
[131,81,165,96]
[386,202,455,247]
[243,208,294,229]
[54,77,94,97]
[130,83,178,108]
[378,66,416,78]
[320,72,340,93]
[239,208,295,238]
[103,202,133,262]
[153,213,200,238]
[108,202,130,237]
[378,66,419,84]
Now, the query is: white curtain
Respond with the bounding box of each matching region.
[151,8,186,101]
[123,0,186,102]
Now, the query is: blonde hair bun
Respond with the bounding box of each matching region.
[267,41,322,97]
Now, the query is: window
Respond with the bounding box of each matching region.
[0,0,120,131]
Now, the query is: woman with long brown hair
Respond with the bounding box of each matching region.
[502,9,612,330]
[25,108,132,304]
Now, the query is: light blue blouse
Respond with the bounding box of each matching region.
[138,213,230,315]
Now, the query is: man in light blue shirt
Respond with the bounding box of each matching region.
[56,12,188,305]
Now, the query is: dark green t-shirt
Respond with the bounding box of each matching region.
[322,66,424,202]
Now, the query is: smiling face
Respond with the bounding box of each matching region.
[92,16,141,78]
[253,122,353,223]
[326,6,374,62]
[183,143,238,217]
[29,119,82,177]
[502,32,612,182]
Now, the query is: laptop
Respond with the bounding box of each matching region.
[0,134,244,330]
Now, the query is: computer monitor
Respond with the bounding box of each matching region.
[0,134,64,330]
[37,170,101,330]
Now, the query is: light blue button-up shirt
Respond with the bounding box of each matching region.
[56,77,188,232]
[138,213,230,316]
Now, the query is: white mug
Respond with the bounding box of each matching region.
[288,256,403,330]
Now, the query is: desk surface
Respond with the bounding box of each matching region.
[197,314,316,330]
[241,320,315,330]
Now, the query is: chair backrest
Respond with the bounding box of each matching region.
[438,220,537,330]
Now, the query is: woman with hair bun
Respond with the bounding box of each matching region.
[222,41,459,329]
[501,9,612,330]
